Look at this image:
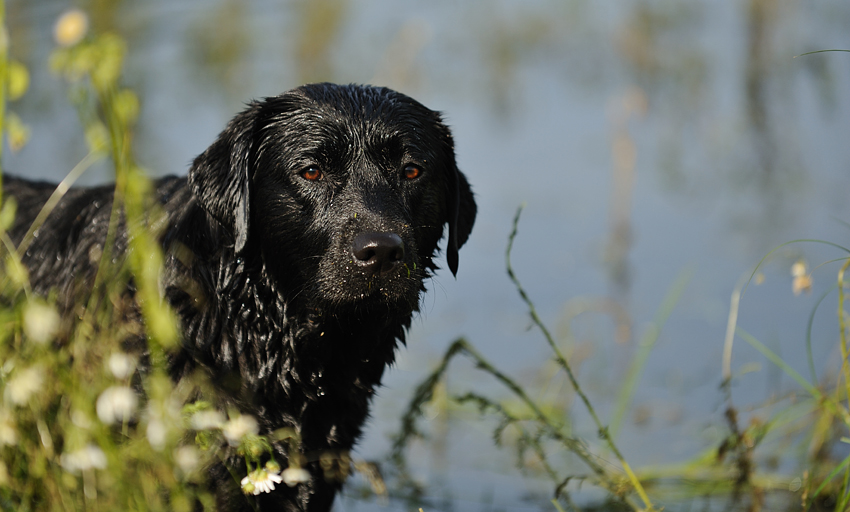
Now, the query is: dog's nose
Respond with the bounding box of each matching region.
[352,232,405,276]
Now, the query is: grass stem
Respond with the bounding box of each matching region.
[506,205,656,510]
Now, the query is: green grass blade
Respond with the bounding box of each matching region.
[794,49,850,58]
[736,327,849,423]
[506,205,656,510]
[831,216,850,232]
[610,265,693,439]
[805,283,838,384]
[737,327,822,397]
[807,452,850,506]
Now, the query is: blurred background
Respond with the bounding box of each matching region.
[6,0,850,510]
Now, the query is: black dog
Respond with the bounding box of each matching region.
[5,83,476,511]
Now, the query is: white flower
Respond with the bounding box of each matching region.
[5,366,43,406]
[241,468,282,495]
[281,467,311,487]
[222,414,258,446]
[190,409,226,430]
[22,301,61,345]
[174,445,199,474]
[95,386,138,424]
[60,444,107,473]
[146,396,181,451]
[146,418,167,451]
[107,352,136,379]
[0,410,16,446]
[71,409,93,429]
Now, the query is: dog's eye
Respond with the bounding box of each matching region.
[402,165,422,180]
[301,167,323,181]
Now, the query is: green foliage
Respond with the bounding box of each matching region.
[392,207,662,511]
[390,208,850,511]
[0,6,319,511]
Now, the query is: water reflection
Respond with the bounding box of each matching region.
[293,0,348,84]
[604,87,647,297]
[745,0,778,178]
[369,20,432,92]
[187,0,252,95]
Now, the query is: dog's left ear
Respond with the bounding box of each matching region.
[433,114,476,277]
[189,103,262,254]
[446,165,476,277]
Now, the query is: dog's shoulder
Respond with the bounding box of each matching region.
[3,174,58,209]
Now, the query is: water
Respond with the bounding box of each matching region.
[7,0,850,509]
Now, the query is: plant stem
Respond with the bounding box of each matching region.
[506,205,656,510]
[0,0,7,191]
[611,266,691,439]
[838,258,850,413]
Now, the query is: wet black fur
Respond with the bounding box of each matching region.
[4,83,476,511]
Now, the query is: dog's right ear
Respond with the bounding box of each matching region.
[188,103,262,253]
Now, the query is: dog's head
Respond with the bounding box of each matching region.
[189,83,476,311]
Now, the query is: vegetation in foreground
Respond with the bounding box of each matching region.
[388,207,850,511]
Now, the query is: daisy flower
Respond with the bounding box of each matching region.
[282,466,311,487]
[0,410,16,446]
[60,444,107,473]
[5,366,43,406]
[107,352,136,379]
[22,301,60,345]
[189,409,226,430]
[174,446,199,474]
[95,386,138,424]
[241,468,282,495]
[146,418,167,450]
[222,414,258,446]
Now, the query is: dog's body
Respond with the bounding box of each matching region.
[5,83,475,511]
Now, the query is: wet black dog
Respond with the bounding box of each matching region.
[5,83,476,511]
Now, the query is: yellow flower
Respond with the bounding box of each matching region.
[54,9,88,47]
[265,459,281,474]
[791,259,812,296]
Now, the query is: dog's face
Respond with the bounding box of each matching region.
[189,83,476,313]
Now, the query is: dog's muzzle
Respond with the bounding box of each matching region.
[352,232,405,276]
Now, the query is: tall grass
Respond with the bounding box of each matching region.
[389,210,850,511]
[390,207,672,511]
[0,8,316,511]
